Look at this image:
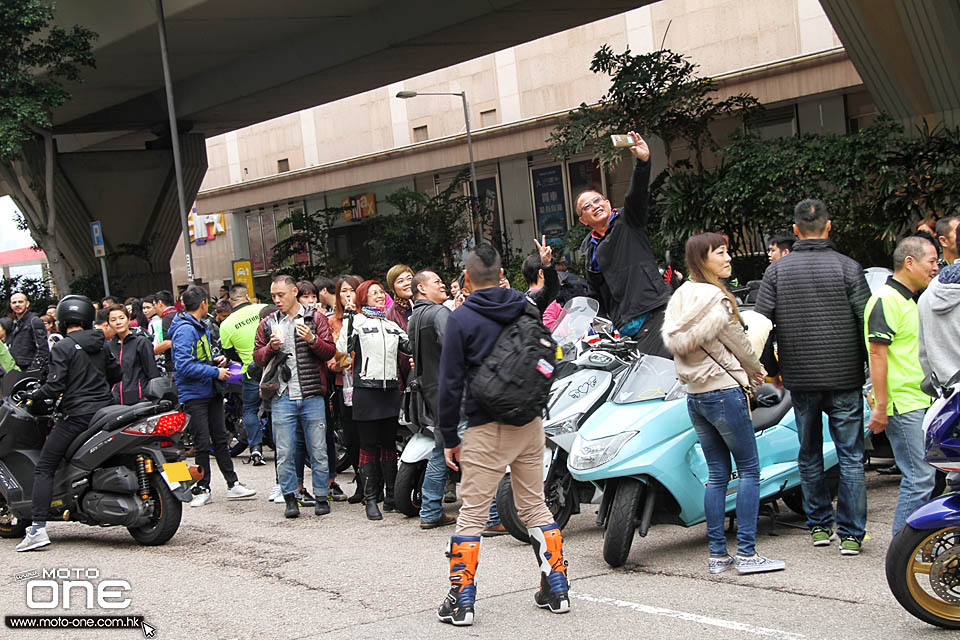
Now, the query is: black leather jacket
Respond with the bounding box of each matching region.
[9,311,50,370]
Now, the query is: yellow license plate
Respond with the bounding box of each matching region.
[163,462,192,483]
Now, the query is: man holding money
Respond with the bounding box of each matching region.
[576,130,672,357]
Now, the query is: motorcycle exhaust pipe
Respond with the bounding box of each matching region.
[189,465,204,482]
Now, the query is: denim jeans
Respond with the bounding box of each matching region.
[272,392,328,498]
[791,389,867,539]
[886,408,937,535]
[420,428,448,522]
[687,387,760,557]
[241,376,262,450]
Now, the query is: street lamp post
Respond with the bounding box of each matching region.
[396,90,482,246]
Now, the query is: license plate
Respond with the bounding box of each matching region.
[162,462,192,483]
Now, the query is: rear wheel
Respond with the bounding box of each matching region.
[128,474,182,546]
[782,465,840,517]
[886,525,960,629]
[603,478,643,567]
[497,470,577,544]
[394,461,427,517]
[0,497,28,539]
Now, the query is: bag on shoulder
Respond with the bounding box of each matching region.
[469,303,557,426]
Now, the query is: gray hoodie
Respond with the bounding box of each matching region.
[918,264,960,384]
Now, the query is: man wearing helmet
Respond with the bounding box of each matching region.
[17,295,122,552]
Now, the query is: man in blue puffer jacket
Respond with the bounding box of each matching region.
[170,286,256,507]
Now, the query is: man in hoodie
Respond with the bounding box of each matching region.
[920,236,960,492]
[434,243,570,627]
[170,286,256,507]
[865,236,939,535]
[17,295,121,551]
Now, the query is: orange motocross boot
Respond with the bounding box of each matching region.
[437,536,481,626]
[528,523,570,613]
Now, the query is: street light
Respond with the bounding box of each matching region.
[396,90,482,245]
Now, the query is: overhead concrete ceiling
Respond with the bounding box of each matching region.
[51,0,652,151]
[820,0,960,128]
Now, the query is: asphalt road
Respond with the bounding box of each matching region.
[0,458,944,640]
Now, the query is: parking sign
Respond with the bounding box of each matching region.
[90,221,105,257]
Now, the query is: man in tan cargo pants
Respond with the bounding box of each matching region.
[433,243,570,627]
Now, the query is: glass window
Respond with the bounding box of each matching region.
[476,176,502,249]
[247,214,265,273]
[568,159,604,208]
[261,211,277,271]
[531,165,567,246]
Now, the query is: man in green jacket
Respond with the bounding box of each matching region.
[0,340,20,374]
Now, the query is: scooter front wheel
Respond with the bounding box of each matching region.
[603,478,643,567]
[394,461,427,517]
[886,524,960,629]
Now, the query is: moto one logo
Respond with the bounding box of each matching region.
[26,568,132,609]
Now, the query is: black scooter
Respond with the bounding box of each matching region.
[0,372,199,546]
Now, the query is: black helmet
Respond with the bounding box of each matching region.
[56,295,95,330]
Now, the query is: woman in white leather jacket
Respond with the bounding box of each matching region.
[335,279,411,520]
[661,232,784,576]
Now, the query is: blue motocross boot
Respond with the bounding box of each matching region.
[528,523,570,613]
[437,536,481,626]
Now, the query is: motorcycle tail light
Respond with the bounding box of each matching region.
[124,411,188,436]
[155,412,188,435]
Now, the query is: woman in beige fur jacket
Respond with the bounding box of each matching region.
[661,232,784,576]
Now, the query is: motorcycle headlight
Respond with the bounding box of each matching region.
[568,431,638,470]
[544,415,582,437]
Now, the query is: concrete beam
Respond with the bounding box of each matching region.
[820,0,960,128]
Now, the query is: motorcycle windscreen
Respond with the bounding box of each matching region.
[612,356,683,404]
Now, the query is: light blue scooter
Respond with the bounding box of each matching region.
[568,354,871,567]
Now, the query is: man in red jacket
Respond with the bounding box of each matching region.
[254,275,336,518]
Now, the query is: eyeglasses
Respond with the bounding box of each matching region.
[580,196,604,214]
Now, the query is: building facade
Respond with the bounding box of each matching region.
[172,0,873,295]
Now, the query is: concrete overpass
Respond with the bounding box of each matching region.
[6,0,653,294]
[5,0,960,294]
[820,0,960,129]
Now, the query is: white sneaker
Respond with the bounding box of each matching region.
[226,483,257,500]
[268,484,282,502]
[16,526,51,552]
[190,487,212,507]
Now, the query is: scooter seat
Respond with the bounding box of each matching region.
[751,387,792,431]
[62,402,153,461]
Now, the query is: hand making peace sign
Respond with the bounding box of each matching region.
[534,235,553,267]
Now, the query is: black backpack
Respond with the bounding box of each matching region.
[469,303,557,426]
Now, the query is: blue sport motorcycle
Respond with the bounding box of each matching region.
[886,370,960,629]
[569,353,869,567]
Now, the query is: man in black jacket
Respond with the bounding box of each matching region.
[755,198,871,553]
[577,131,671,357]
[408,269,456,529]
[17,295,121,552]
[8,292,50,372]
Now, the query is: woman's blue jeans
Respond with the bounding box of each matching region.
[687,387,761,557]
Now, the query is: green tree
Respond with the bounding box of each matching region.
[0,0,96,294]
[365,171,473,282]
[549,46,758,172]
[0,274,57,315]
[271,205,349,281]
